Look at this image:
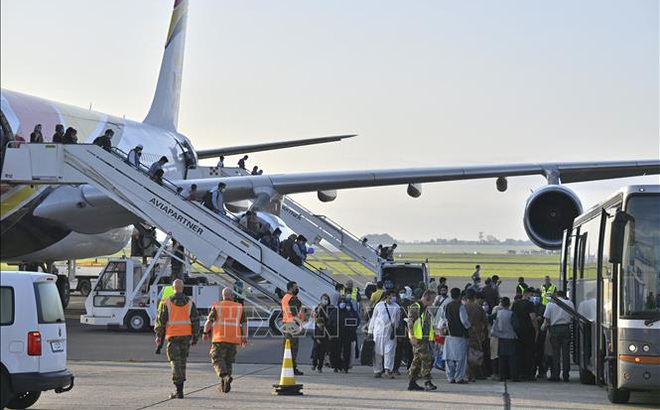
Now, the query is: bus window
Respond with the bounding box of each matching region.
[620,195,660,319]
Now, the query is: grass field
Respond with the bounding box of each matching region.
[310,251,560,279]
[1,250,560,280]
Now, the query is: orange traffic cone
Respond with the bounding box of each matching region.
[273,339,303,395]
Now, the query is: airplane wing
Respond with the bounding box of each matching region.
[182,159,660,201]
[196,134,356,159]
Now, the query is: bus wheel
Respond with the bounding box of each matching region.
[607,386,630,404]
[579,369,595,385]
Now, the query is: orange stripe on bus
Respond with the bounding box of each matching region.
[619,355,660,365]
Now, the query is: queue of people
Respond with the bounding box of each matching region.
[427,271,567,384]
[154,253,573,398]
[356,271,569,390]
[23,123,116,146]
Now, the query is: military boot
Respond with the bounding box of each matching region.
[424,380,437,391]
[223,375,233,393]
[169,382,184,399]
[407,380,424,391]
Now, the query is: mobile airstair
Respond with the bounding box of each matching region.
[190,166,382,275]
[1,143,333,308]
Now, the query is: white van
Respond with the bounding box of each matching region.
[0,271,74,409]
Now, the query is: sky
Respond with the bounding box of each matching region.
[1,0,658,242]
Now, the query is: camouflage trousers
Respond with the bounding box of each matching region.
[211,342,238,377]
[167,336,191,383]
[409,340,433,381]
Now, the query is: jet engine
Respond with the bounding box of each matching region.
[523,185,582,250]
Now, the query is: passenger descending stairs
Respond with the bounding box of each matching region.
[216,167,381,275]
[1,143,333,307]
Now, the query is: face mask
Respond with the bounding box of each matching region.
[482,303,489,312]
[399,293,405,300]
[339,303,346,309]
[293,288,299,295]
[531,296,540,305]
[390,296,397,304]
[321,299,328,305]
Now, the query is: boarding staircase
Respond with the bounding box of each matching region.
[278,199,380,274]
[1,143,334,307]
[201,166,381,275]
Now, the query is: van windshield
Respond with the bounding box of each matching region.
[34,282,65,323]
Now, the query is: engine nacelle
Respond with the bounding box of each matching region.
[523,185,582,250]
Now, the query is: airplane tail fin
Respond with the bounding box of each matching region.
[143,0,189,132]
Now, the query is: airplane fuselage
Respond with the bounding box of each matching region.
[1,89,194,262]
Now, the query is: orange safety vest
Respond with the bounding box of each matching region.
[164,299,193,339]
[281,293,303,323]
[211,300,243,344]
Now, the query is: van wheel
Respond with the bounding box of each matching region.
[79,279,92,296]
[6,391,41,409]
[1,368,12,409]
[56,275,70,308]
[126,310,149,333]
[607,385,630,404]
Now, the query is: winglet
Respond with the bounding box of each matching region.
[143,0,189,132]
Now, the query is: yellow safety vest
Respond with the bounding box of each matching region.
[411,303,434,341]
[541,284,557,305]
[158,285,175,310]
[342,287,358,301]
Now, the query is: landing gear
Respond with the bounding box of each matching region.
[56,275,71,309]
[78,278,92,296]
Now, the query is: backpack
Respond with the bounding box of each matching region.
[202,190,213,209]
[280,239,293,259]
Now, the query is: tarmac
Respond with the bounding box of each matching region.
[36,287,659,409]
[33,361,659,409]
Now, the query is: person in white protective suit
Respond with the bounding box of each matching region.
[368,289,401,378]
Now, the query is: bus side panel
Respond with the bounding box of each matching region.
[617,326,660,391]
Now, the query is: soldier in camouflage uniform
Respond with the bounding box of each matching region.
[155,279,200,399]
[203,287,247,394]
[407,290,438,391]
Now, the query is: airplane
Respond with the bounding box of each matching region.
[1,1,659,280]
